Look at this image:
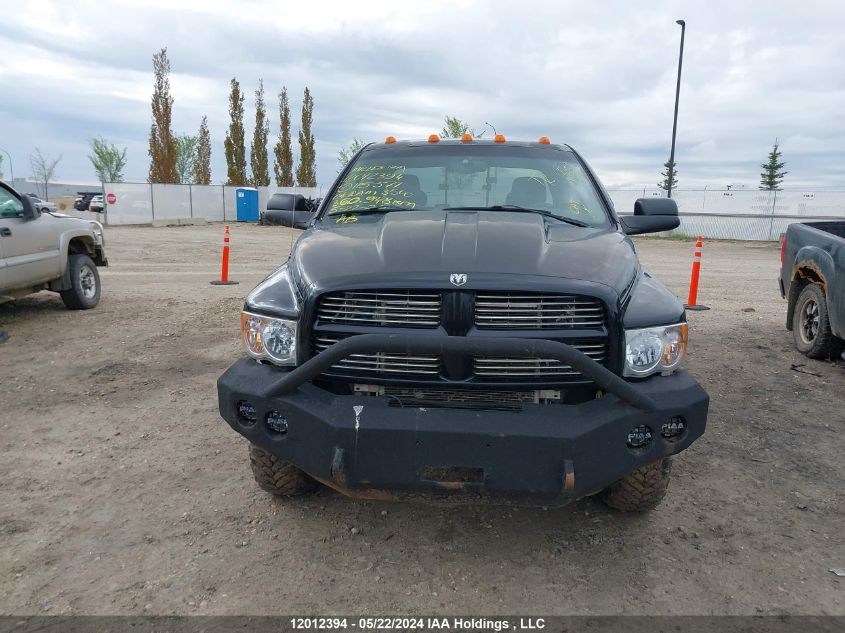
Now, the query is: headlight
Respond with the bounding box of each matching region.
[624,323,687,377]
[241,311,297,365]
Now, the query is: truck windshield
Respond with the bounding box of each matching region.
[324,144,610,227]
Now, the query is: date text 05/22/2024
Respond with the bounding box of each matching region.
[290,617,546,633]
[289,618,547,631]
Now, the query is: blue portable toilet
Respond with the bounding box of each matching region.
[235,187,259,222]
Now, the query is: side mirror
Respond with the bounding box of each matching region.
[621,198,679,235]
[20,194,40,221]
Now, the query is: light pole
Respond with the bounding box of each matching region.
[0,147,13,184]
[667,19,685,199]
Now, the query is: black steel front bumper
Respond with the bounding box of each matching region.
[217,335,709,505]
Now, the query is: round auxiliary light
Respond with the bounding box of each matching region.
[460,133,473,143]
[662,416,687,439]
[494,134,506,143]
[538,136,551,144]
[237,400,257,425]
[265,411,288,434]
[428,134,440,143]
[627,425,653,450]
[384,135,396,144]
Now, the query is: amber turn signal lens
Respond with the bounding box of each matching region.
[385,136,396,144]
[460,133,473,142]
[428,134,440,143]
[538,136,551,144]
[494,134,506,143]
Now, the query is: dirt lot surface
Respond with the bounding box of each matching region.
[1,224,843,616]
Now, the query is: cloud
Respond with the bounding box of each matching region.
[1,0,843,188]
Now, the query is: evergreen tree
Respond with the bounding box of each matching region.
[148,48,179,183]
[760,140,787,190]
[296,87,316,187]
[193,116,212,185]
[250,79,270,186]
[658,159,678,192]
[273,87,294,186]
[224,78,247,185]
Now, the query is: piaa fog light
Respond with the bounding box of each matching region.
[265,410,288,434]
[237,400,257,425]
[627,425,653,449]
[661,416,686,439]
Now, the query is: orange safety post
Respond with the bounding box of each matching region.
[684,235,709,310]
[210,224,239,286]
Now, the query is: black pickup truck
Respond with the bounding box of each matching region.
[217,138,709,511]
[780,221,845,359]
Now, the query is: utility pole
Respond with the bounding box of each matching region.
[667,19,686,199]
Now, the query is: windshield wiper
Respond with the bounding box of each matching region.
[326,206,415,217]
[442,205,589,227]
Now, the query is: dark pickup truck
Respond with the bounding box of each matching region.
[217,138,709,511]
[264,193,320,229]
[780,221,845,359]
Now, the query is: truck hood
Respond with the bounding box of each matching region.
[290,210,638,297]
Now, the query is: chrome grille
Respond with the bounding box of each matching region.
[317,290,441,327]
[314,335,440,375]
[474,341,607,377]
[475,292,604,329]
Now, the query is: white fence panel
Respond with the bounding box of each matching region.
[190,185,225,221]
[774,191,844,218]
[102,182,844,239]
[223,186,237,221]
[103,183,153,225]
[151,183,191,221]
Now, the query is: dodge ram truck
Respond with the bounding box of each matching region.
[1,180,107,309]
[779,221,845,359]
[217,137,709,511]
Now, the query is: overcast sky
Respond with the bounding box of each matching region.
[2,0,843,189]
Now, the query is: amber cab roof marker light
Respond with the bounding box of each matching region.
[460,133,473,143]
[538,136,551,145]
[494,134,506,143]
[428,134,440,143]
[384,136,397,144]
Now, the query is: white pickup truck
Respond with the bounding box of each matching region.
[1,180,107,309]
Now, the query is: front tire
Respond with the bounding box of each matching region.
[793,283,842,359]
[248,444,317,497]
[60,254,101,310]
[601,458,672,512]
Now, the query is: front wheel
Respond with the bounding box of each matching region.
[60,254,101,310]
[601,458,672,512]
[793,283,843,359]
[248,444,318,497]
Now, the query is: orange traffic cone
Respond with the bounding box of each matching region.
[210,225,239,286]
[684,235,709,310]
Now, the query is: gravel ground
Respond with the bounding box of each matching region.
[0,223,842,615]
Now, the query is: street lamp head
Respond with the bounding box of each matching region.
[676,19,685,26]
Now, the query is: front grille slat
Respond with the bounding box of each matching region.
[317,289,442,328]
[473,345,606,377]
[474,292,605,330]
[314,335,440,375]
